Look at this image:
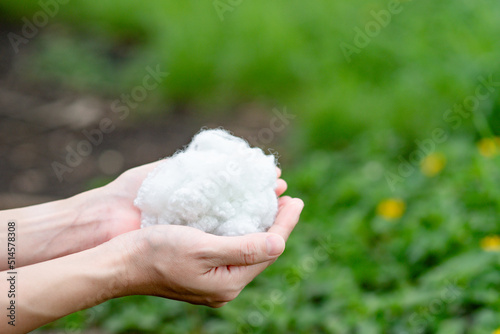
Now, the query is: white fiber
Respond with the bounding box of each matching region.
[134,128,278,236]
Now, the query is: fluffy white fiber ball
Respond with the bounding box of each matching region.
[134,128,279,236]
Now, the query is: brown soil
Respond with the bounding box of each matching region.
[0,80,287,210]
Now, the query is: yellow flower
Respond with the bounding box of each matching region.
[480,235,500,252]
[477,137,500,158]
[493,328,500,334]
[420,153,446,177]
[377,198,406,220]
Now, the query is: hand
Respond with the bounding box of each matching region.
[96,162,161,239]
[109,195,304,307]
[99,162,289,240]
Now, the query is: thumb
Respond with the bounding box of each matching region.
[212,233,285,267]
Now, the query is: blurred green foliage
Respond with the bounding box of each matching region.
[2,0,499,145]
[2,0,500,333]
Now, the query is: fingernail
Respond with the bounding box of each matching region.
[293,198,305,210]
[266,235,285,256]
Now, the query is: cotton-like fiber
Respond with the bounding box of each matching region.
[134,129,278,236]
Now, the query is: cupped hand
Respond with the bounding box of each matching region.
[110,195,304,307]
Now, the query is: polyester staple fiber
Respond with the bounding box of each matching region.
[134,128,279,236]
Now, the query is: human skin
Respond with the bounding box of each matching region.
[0,162,304,333]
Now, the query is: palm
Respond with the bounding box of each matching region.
[103,162,160,238]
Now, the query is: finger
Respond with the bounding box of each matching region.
[276,179,287,196]
[268,198,304,242]
[206,198,298,269]
[278,196,293,210]
[208,233,285,267]
[235,198,304,281]
[276,167,282,178]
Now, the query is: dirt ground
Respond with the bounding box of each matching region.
[0,86,283,210]
[0,28,286,210]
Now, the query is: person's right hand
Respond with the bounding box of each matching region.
[107,196,304,307]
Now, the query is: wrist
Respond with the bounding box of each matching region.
[2,192,108,268]
[86,240,134,301]
[15,241,132,332]
[70,186,118,244]
[97,232,150,298]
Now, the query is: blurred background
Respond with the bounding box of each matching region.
[1,0,500,333]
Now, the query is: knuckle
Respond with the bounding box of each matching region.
[191,239,217,259]
[240,241,259,265]
[189,241,214,260]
